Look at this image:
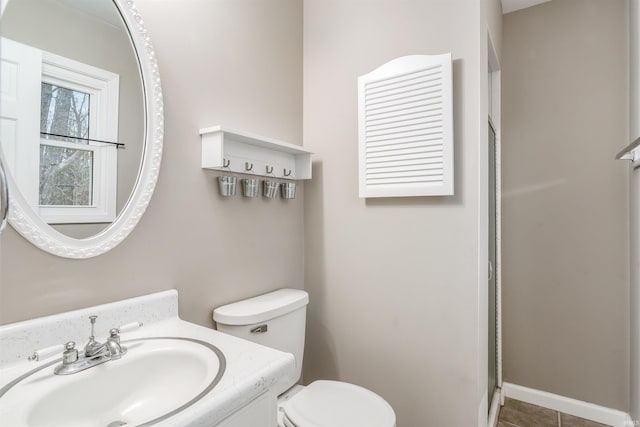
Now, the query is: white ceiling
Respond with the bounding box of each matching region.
[501,0,552,14]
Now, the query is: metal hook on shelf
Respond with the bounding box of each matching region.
[265,165,274,175]
[244,162,254,172]
[283,168,292,178]
[221,158,232,174]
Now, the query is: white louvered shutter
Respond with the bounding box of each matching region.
[358,54,454,197]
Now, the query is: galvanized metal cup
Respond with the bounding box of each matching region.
[218,175,237,196]
[281,182,296,199]
[242,178,259,197]
[263,179,279,198]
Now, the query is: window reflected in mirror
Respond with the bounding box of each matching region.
[40,83,90,141]
[39,145,94,207]
[39,83,94,208]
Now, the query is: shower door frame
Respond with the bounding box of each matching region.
[486,32,503,427]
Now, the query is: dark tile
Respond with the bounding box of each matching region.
[559,413,612,427]
[499,398,559,427]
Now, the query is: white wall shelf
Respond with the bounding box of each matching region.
[200,126,312,180]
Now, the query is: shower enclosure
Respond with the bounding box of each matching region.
[488,120,498,404]
[632,160,639,423]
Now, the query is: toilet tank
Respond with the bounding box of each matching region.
[213,289,309,387]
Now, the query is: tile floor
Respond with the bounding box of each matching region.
[498,398,612,427]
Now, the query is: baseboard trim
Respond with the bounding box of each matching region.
[488,388,502,427]
[502,382,631,427]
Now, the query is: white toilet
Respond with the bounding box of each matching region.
[213,288,396,427]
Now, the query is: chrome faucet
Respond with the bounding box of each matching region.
[83,315,125,359]
[47,315,140,375]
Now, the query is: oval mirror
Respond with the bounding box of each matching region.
[0,0,163,258]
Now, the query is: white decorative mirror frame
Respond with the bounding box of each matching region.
[0,0,163,258]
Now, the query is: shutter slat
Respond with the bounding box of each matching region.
[365,80,442,103]
[365,107,442,125]
[369,129,442,148]
[366,141,443,155]
[367,169,444,179]
[366,115,443,132]
[366,123,443,139]
[366,163,443,174]
[365,92,442,111]
[367,155,444,167]
[365,74,443,98]
[365,64,442,90]
[365,98,443,117]
[366,175,444,185]
[365,147,443,160]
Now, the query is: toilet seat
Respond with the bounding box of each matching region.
[279,380,396,427]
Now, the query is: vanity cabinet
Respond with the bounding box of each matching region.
[216,393,276,427]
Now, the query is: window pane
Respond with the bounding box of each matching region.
[39,145,93,206]
[40,83,90,143]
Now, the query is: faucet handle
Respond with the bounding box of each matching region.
[62,341,78,364]
[88,315,98,339]
[109,322,143,343]
[27,343,64,361]
[117,321,143,334]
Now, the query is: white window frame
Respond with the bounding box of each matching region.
[38,51,119,224]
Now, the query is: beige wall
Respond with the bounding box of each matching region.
[0,0,304,328]
[630,1,639,421]
[303,0,500,425]
[502,0,629,410]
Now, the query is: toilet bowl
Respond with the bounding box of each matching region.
[278,380,395,427]
[213,289,396,427]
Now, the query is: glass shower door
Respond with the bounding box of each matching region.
[488,121,498,406]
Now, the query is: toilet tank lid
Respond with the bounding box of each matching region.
[213,288,309,326]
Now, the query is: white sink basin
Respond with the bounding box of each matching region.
[0,337,225,427]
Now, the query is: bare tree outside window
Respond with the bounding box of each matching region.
[39,83,93,206]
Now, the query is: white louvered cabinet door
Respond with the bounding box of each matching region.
[358,54,454,197]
